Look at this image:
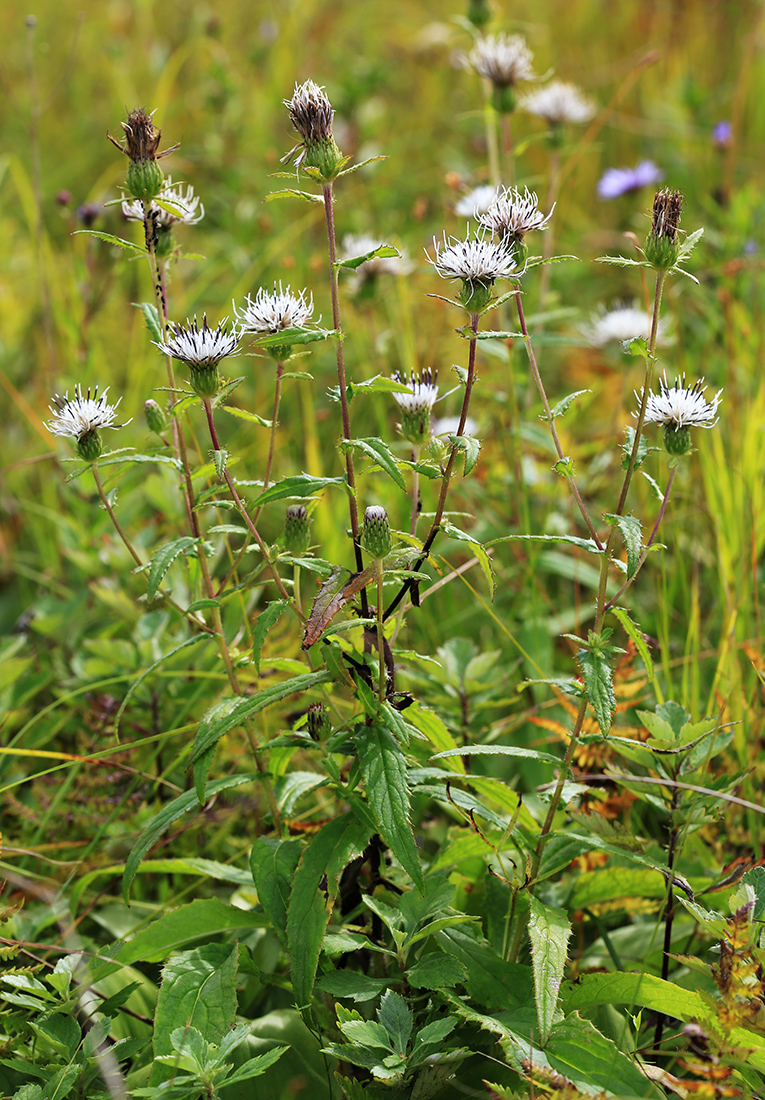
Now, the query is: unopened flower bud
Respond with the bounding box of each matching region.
[144,398,168,434]
[284,80,344,181]
[467,0,492,27]
[306,702,330,741]
[644,187,683,271]
[361,505,392,560]
[108,107,178,203]
[284,504,311,555]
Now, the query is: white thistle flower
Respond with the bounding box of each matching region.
[155,315,240,364]
[47,385,125,440]
[341,234,413,278]
[638,373,722,429]
[454,185,501,218]
[476,186,554,240]
[581,303,672,348]
[234,284,315,334]
[519,81,595,126]
[391,369,439,412]
[467,33,535,88]
[122,176,205,227]
[427,229,518,286]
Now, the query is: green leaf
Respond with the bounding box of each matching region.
[742,866,765,922]
[337,243,400,270]
[431,744,564,766]
[573,633,617,736]
[252,474,346,507]
[251,599,289,674]
[547,390,591,419]
[447,434,481,475]
[287,812,373,1021]
[528,896,571,1046]
[218,404,272,428]
[561,971,708,1023]
[378,991,413,1056]
[73,228,147,255]
[340,436,406,490]
[211,448,229,479]
[407,952,467,990]
[676,225,704,264]
[146,537,199,602]
[265,188,325,203]
[250,837,302,947]
[458,328,523,339]
[122,774,257,902]
[435,926,533,1012]
[489,532,603,555]
[346,374,414,397]
[610,607,656,689]
[595,253,652,270]
[316,971,392,1003]
[570,866,669,911]
[190,670,333,799]
[149,943,239,1086]
[405,702,465,774]
[114,634,211,738]
[604,513,642,578]
[224,1046,289,1085]
[355,721,424,894]
[249,326,334,349]
[442,522,494,599]
[133,301,162,342]
[624,336,652,360]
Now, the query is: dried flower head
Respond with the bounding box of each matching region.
[392,369,439,445]
[155,316,239,397]
[454,185,501,218]
[644,187,684,270]
[427,229,518,311]
[637,373,722,455]
[235,284,315,335]
[47,384,126,461]
[284,79,343,178]
[519,81,595,126]
[476,185,554,251]
[581,303,672,348]
[108,107,179,202]
[597,160,663,200]
[122,177,205,228]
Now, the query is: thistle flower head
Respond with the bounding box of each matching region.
[637,373,722,455]
[644,187,684,270]
[108,107,179,202]
[519,81,595,126]
[581,302,672,348]
[597,160,663,200]
[155,315,240,365]
[392,369,439,445]
[361,505,392,560]
[235,284,315,334]
[476,185,554,250]
[284,79,343,178]
[467,33,535,88]
[427,229,518,310]
[454,185,501,219]
[47,384,126,461]
[122,177,205,228]
[284,504,311,556]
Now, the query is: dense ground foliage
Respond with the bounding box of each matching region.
[2,1,765,1097]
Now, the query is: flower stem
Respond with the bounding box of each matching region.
[384,311,481,621]
[322,182,368,617]
[375,558,386,702]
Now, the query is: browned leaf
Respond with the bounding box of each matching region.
[302,564,377,649]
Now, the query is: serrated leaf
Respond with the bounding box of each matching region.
[603,512,642,578]
[252,473,346,507]
[316,971,393,1002]
[547,389,591,419]
[553,455,575,476]
[190,671,333,799]
[211,449,229,479]
[488,532,603,555]
[265,188,325,203]
[355,721,424,893]
[218,405,272,428]
[442,522,494,599]
[431,744,564,766]
[346,374,414,397]
[123,775,257,902]
[676,225,704,264]
[458,329,524,340]
[147,537,199,602]
[73,229,147,255]
[302,565,377,648]
[447,434,481,476]
[249,326,334,349]
[577,642,615,736]
[337,244,399,270]
[623,336,652,359]
[251,599,289,673]
[250,837,302,947]
[595,254,652,269]
[224,1046,289,1085]
[133,301,162,342]
[610,606,656,688]
[407,952,467,990]
[287,813,373,1020]
[528,896,571,1046]
[379,990,413,1056]
[341,437,406,490]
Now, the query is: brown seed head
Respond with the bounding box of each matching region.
[286,80,335,146]
[650,187,683,244]
[107,107,179,162]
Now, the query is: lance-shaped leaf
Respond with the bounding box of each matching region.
[265,188,325,203]
[146,537,200,602]
[73,229,147,255]
[528,896,572,1046]
[563,629,624,736]
[603,512,642,579]
[133,301,162,342]
[355,721,424,894]
[340,437,406,490]
[547,389,591,420]
[248,326,335,350]
[336,244,400,270]
[252,473,346,507]
[302,565,377,649]
[251,599,289,673]
[610,606,656,689]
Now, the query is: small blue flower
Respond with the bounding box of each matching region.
[597,160,663,200]
[712,120,732,149]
